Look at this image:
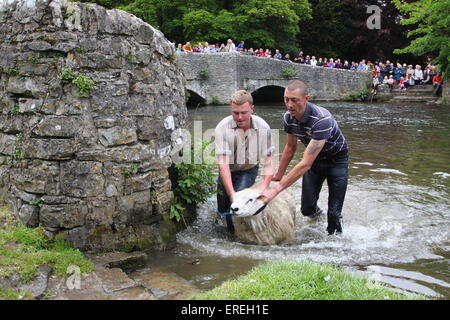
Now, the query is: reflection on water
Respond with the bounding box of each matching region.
[174,102,450,298]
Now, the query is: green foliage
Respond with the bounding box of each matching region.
[116,0,311,54]
[211,96,220,104]
[30,197,44,209]
[392,0,450,79]
[197,67,209,81]
[10,102,20,115]
[58,67,77,84]
[12,148,23,160]
[126,51,136,65]
[192,260,425,300]
[0,222,93,283]
[169,140,216,223]
[2,67,19,75]
[58,67,95,96]
[280,66,297,79]
[123,163,139,178]
[72,74,95,96]
[30,54,41,65]
[343,89,371,102]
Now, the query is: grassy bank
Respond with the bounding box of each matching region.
[0,202,93,300]
[192,260,425,300]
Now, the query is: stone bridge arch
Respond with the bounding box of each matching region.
[185,88,207,107]
[250,84,285,103]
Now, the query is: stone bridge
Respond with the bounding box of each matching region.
[176,52,372,104]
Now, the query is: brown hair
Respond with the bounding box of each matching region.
[231,90,253,105]
[286,80,309,97]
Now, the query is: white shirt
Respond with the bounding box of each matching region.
[215,115,273,172]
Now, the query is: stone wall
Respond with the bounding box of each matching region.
[0,0,187,252]
[176,52,372,104]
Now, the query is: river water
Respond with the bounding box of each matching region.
[147,101,450,299]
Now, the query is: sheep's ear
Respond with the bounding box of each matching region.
[257,194,269,204]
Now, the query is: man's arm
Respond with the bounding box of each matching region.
[217,155,235,201]
[263,138,326,201]
[256,153,274,192]
[273,133,298,181]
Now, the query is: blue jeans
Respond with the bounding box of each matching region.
[301,151,349,234]
[217,166,259,233]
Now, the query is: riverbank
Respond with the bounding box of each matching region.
[191,260,424,300]
[0,202,425,300]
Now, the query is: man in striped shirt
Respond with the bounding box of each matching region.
[262,80,349,235]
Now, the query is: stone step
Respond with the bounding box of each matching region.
[389,90,435,96]
[391,95,438,102]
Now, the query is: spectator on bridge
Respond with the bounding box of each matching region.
[343,60,350,69]
[258,48,265,57]
[414,65,423,85]
[294,51,304,63]
[406,65,415,87]
[335,59,343,69]
[372,73,381,94]
[421,67,432,85]
[323,58,329,68]
[432,72,443,95]
[316,58,323,67]
[387,75,395,91]
[399,77,406,91]
[182,42,193,52]
[225,39,237,53]
[176,43,184,52]
[310,56,317,66]
[219,43,227,52]
[274,49,283,60]
[384,61,393,78]
[304,55,311,65]
[328,58,336,68]
[394,63,405,83]
[237,41,245,52]
[357,61,367,71]
[283,53,292,62]
[202,42,210,53]
[264,49,272,58]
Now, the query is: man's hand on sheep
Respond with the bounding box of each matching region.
[261,186,281,203]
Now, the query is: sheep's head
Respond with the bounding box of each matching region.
[230,188,267,217]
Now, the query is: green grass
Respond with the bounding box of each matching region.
[0,203,93,286]
[191,260,425,300]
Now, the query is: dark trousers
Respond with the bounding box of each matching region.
[301,151,349,234]
[217,166,258,233]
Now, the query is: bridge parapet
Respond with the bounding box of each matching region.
[176,52,372,104]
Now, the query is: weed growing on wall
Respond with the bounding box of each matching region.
[58,67,95,96]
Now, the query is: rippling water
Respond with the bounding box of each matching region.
[167,101,450,298]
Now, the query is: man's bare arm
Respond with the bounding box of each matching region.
[262,139,326,201]
[217,155,235,201]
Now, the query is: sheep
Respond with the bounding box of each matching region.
[230,183,297,245]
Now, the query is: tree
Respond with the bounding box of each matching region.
[113,0,311,54]
[392,0,450,78]
[297,0,418,64]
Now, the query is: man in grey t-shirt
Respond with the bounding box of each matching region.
[215,90,274,233]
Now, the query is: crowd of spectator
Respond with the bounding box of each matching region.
[175,39,444,95]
